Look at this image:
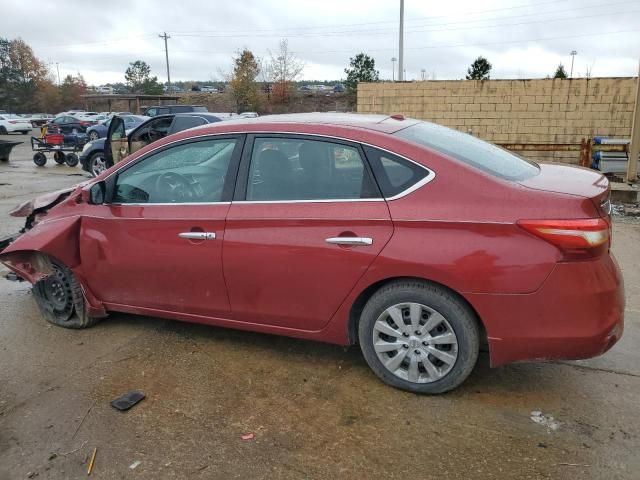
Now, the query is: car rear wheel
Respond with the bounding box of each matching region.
[89,151,108,177]
[359,280,480,394]
[32,258,100,329]
[0,126,7,135]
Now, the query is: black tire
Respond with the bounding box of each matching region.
[32,258,100,329]
[53,151,66,164]
[358,280,480,394]
[33,152,47,166]
[65,153,79,167]
[20,130,30,135]
[0,126,7,135]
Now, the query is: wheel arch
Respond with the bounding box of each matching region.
[347,276,488,349]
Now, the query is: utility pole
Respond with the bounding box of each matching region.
[626,61,640,183]
[570,50,577,78]
[55,62,60,86]
[398,0,404,81]
[391,57,397,81]
[159,32,171,92]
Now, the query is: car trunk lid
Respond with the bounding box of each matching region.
[518,163,610,215]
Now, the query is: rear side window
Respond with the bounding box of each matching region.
[246,137,380,201]
[364,146,429,198]
[395,122,539,181]
[171,116,206,132]
[192,106,208,112]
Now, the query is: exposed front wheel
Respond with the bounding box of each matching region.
[32,258,100,329]
[359,280,480,394]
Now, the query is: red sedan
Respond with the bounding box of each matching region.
[0,113,624,394]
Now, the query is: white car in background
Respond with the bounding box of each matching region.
[0,114,33,134]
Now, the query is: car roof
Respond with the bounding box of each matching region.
[190,112,420,134]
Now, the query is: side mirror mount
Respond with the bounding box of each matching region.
[88,181,106,204]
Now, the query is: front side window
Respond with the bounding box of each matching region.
[395,122,539,181]
[246,137,379,201]
[113,138,238,204]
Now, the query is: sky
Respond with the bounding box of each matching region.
[1,0,639,86]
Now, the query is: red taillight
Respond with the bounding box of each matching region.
[518,218,610,259]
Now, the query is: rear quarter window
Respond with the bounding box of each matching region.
[364,146,430,198]
[395,122,539,181]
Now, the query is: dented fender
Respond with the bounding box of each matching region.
[0,216,81,283]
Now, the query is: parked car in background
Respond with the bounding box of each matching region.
[45,115,96,134]
[23,113,54,127]
[191,85,202,92]
[80,112,226,177]
[333,83,346,93]
[1,113,623,394]
[0,114,32,134]
[142,105,208,117]
[201,85,217,93]
[86,115,148,141]
[239,112,258,118]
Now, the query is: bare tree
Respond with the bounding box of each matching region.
[266,39,304,103]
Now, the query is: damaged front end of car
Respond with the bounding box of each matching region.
[0,184,108,323]
[0,186,78,283]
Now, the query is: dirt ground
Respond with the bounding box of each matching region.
[1,130,639,479]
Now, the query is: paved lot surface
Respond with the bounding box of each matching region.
[1,130,639,479]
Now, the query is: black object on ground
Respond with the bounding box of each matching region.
[0,140,22,161]
[110,390,145,411]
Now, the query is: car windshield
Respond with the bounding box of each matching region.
[395,122,539,181]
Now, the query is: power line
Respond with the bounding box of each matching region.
[171,5,639,40]
[169,0,577,34]
[168,0,634,38]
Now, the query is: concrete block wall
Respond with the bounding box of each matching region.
[357,77,637,164]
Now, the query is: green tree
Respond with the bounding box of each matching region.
[553,63,568,79]
[0,37,48,112]
[344,53,379,91]
[59,73,87,110]
[230,49,261,113]
[125,60,162,94]
[466,56,492,80]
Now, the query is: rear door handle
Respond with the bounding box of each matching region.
[178,232,216,240]
[325,237,373,246]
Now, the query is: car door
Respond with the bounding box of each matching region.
[80,135,244,317]
[223,134,394,331]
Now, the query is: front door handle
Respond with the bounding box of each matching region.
[178,232,216,240]
[325,237,373,246]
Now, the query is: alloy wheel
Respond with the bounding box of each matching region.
[91,155,106,176]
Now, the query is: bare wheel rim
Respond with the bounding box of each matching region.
[372,302,459,384]
[89,131,99,140]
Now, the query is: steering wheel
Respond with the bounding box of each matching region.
[154,172,197,202]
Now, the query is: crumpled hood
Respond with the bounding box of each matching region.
[9,184,85,217]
